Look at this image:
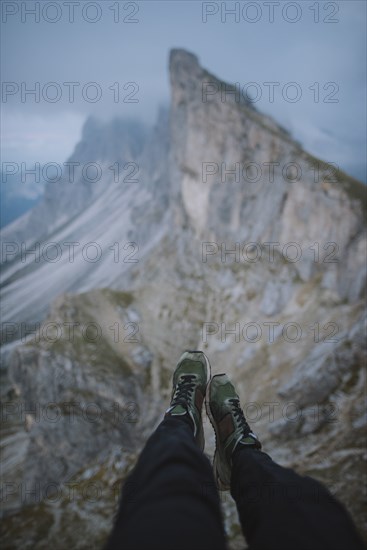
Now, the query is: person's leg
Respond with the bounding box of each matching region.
[231,447,365,550]
[106,352,226,550]
[206,374,365,550]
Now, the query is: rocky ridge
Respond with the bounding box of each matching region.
[0,49,366,549]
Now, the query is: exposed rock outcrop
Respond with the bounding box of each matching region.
[1,49,366,549]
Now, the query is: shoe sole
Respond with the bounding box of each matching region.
[205,375,231,491]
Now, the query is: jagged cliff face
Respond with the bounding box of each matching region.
[168,50,365,294]
[1,50,366,549]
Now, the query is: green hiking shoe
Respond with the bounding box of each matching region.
[206,374,261,490]
[165,351,211,451]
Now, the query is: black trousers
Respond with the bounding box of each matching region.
[106,416,364,550]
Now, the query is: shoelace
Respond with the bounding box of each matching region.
[228,398,251,434]
[171,374,196,407]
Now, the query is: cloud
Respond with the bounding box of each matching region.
[1,109,86,165]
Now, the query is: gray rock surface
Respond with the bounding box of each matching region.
[1,49,366,549]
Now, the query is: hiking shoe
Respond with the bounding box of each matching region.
[206,374,261,490]
[165,351,211,451]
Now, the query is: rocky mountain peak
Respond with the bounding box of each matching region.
[169,48,200,79]
[169,49,203,106]
[1,49,366,549]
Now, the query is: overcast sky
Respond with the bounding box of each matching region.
[1,0,366,182]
